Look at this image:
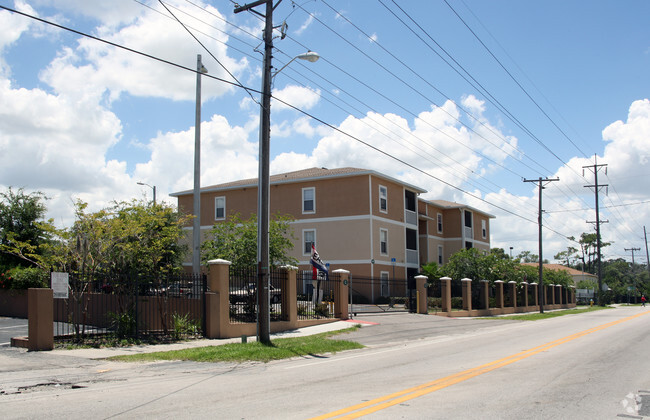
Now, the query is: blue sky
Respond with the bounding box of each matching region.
[1,0,649,264]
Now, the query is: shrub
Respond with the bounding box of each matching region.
[451,297,463,309]
[108,311,136,339]
[0,267,48,290]
[314,302,330,317]
[172,313,199,340]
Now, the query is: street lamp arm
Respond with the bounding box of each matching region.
[272,51,320,79]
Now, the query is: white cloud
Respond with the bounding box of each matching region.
[294,15,314,36]
[272,84,321,111]
[39,2,247,102]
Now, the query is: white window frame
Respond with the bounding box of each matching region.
[215,196,226,220]
[437,213,443,233]
[379,185,388,213]
[482,220,487,239]
[302,187,315,214]
[303,229,316,255]
[380,271,389,297]
[380,228,388,255]
[438,245,443,265]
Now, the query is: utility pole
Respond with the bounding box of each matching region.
[234,0,274,345]
[193,54,208,276]
[625,247,641,265]
[643,226,650,271]
[583,156,608,305]
[524,176,559,314]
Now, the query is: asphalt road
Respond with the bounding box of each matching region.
[0,317,27,346]
[2,307,650,419]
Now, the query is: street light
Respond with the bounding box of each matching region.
[254,50,320,344]
[137,182,156,205]
[193,54,208,276]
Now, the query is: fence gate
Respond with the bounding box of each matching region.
[349,276,415,314]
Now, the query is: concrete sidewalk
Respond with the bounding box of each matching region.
[47,319,364,360]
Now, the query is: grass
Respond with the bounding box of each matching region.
[108,326,364,363]
[480,305,611,321]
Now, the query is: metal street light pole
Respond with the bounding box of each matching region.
[235,0,319,344]
[193,54,208,276]
[137,182,156,205]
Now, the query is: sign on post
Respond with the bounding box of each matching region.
[51,272,69,299]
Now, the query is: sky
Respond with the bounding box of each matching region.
[0,0,649,266]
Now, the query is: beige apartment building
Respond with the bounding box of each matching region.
[172,167,493,280]
[418,199,494,266]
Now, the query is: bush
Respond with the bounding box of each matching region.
[172,313,199,340]
[314,303,330,317]
[0,267,48,290]
[108,311,136,339]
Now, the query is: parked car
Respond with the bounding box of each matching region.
[165,282,192,297]
[229,283,282,304]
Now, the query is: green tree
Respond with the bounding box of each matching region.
[201,213,298,270]
[64,200,190,277]
[0,187,60,270]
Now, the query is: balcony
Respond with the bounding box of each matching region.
[464,226,474,239]
[404,209,417,226]
[406,249,419,265]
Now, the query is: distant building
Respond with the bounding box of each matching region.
[171,167,493,280]
[521,263,598,286]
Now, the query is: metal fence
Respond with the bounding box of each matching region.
[228,267,286,324]
[53,272,206,342]
[348,275,414,313]
[297,270,338,320]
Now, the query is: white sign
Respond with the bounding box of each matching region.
[51,272,69,299]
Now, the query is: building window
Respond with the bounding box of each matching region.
[437,213,443,233]
[215,196,225,220]
[379,185,387,213]
[303,229,315,255]
[302,187,315,214]
[482,220,487,239]
[438,245,443,264]
[380,229,388,255]
[380,271,389,297]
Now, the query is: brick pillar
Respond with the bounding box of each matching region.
[531,283,539,307]
[28,288,53,351]
[549,284,555,305]
[570,287,576,304]
[333,269,350,320]
[461,278,472,311]
[556,285,563,304]
[495,280,504,309]
[206,259,231,339]
[508,281,517,308]
[282,266,298,323]
[480,280,489,309]
[440,277,452,312]
[415,275,428,314]
[522,282,529,308]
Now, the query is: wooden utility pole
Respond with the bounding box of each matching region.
[583,156,608,305]
[524,177,559,313]
[234,0,275,345]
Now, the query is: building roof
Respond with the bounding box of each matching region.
[521,263,597,278]
[171,167,427,196]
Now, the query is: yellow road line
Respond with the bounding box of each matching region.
[312,310,649,419]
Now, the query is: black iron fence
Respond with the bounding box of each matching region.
[297,270,338,320]
[53,272,206,343]
[228,267,286,324]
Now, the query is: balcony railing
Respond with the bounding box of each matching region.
[464,226,474,239]
[406,249,419,265]
[405,209,417,226]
